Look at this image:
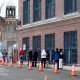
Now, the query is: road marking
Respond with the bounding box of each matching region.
[44,75,48,80]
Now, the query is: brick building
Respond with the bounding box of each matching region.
[18,0,80,64]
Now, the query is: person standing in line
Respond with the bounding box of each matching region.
[8,48,13,63]
[18,48,25,65]
[46,49,50,68]
[59,49,64,69]
[53,48,60,69]
[2,49,8,62]
[27,49,33,66]
[41,49,47,68]
[32,49,38,67]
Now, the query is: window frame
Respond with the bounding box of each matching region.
[33,0,41,22]
[45,0,55,19]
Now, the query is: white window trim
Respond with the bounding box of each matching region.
[17,12,79,30]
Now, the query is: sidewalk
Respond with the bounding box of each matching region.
[63,65,80,71]
[48,64,80,71]
[23,62,80,71]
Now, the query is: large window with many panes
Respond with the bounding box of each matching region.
[45,0,55,19]
[33,0,41,22]
[64,0,78,14]
[45,34,55,62]
[33,35,41,60]
[23,0,30,25]
[64,31,77,64]
[22,37,29,60]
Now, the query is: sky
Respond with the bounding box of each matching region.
[0,0,18,19]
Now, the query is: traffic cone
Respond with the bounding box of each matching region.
[8,59,13,67]
[28,62,33,70]
[38,62,43,72]
[1,58,5,65]
[71,64,77,76]
[54,63,58,74]
[18,61,23,68]
[0,59,2,63]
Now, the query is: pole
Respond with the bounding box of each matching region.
[11,22,13,55]
[15,19,18,61]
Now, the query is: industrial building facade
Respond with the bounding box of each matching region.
[18,0,80,64]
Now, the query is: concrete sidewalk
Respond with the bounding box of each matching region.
[23,62,80,71]
[49,64,80,71]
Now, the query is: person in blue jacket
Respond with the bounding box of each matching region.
[53,48,60,69]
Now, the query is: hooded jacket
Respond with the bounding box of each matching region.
[41,49,47,58]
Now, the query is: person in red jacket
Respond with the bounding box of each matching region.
[18,48,25,65]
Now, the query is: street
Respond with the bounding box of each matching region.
[0,64,80,80]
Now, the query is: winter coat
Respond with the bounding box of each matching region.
[19,50,25,57]
[28,50,33,61]
[53,51,60,61]
[33,50,38,60]
[46,50,50,60]
[2,50,8,56]
[41,49,47,58]
[59,52,63,59]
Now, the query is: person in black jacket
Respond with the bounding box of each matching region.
[2,49,8,62]
[46,49,50,67]
[32,49,38,67]
[27,49,33,66]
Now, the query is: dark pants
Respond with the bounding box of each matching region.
[41,58,46,68]
[3,56,8,62]
[20,56,24,64]
[27,58,32,66]
[54,60,59,69]
[3,56,6,62]
[32,58,37,67]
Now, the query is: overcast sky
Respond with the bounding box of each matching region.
[0,0,18,18]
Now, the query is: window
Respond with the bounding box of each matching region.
[33,35,41,50]
[7,41,16,49]
[22,37,29,60]
[45,34,55,62]
[33,35,41,60]
[45,0,55,19]
[33,0,41,22]
[23,0,30,25]
[64,31,77,64]
[64,0,78,14]
[22,37,29,51]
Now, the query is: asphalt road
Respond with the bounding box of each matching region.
[0,64,80,80]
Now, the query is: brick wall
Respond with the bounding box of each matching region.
[18,17,80,64]
[18,0,80,64]
[18,0,23,25]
